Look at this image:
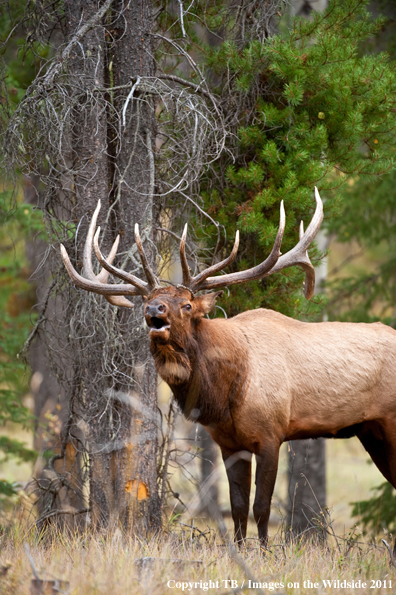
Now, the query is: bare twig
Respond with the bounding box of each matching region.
[17,279,56,361]
[177,0,187,38]
[381,539,396,567]
[156,73,213,99]
[122,76,141,127]
[22,0,113,97]
[23,543,41,582]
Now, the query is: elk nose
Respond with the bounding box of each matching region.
[145,303,167,317]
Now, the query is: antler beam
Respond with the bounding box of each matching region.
[191,200,286,292]
[93,227,150,293]
[186,188,323,297]
[60,245,143,298]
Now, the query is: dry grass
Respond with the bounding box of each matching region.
[2,403,392,594]
[0,519,394,595]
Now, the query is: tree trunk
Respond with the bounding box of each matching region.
[287,437,327,537]
[62,0,160,534]
[25,176,87,528]
[198,425,219,514]
[107,0,160,534]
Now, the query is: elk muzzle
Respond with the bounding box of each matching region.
[144,302,171,339]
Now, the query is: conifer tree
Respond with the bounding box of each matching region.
[199,0,396,318]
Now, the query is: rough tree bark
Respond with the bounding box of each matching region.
[100,0,160,533]
[62,0,160,533]
[25,176,86,528]
[63,0,113,530]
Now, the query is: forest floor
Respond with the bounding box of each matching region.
[1,414,391,594]
[0,520,394,595]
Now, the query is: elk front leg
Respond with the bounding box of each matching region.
[222,448,252,545]
[253,443,280,548]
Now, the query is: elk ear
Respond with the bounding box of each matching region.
[195,291,224,315]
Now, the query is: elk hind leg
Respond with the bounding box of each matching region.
[222,448,252,546]
[358,420,396,488]
[357,422,393,485]
[357,420,396,555]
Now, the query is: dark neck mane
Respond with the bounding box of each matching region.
[151,319,249,426]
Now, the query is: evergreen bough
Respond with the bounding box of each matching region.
[199,0,396,318]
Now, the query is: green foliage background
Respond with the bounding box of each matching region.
[351,481,396,534]
[197,0,396,320]
[0,191,42,497]
[0,3,46,498]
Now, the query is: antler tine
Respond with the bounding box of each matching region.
[134,224,161,290]
[61,200,144,308]
[299,220,304,241]
[92,233,137,307]
[190,230,240,292]
[104,295,136,308]
[82,200,126,291]
[99,235,121,283]
[84,201,137,307]
[180,223,192,287]
[60,245,142,301]
[93,227,150,295]
[267,187,324,299]
[83,200,104,280]
[192,201,285,292]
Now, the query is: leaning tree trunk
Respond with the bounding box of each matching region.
[62,0,160,533]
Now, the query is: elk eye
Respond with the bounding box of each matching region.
[183,304,192,311]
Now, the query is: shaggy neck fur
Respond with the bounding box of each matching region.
[151,317,249,427]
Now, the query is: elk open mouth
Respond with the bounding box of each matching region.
[147,317,171,336]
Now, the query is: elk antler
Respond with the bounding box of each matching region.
[266,187,324,299]
[134,224,161,290]
[61,189,323,306]
[93,228,150,293]
[60,201,160,305]
[187,188,323,298]
[180,224,192,287]
[179,222,241,289]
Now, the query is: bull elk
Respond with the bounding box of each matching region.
[61,189,396,550]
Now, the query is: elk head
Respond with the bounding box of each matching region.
[143,286,223,341]
[60,188,323,342]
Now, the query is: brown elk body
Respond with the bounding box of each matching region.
[61,190,396,548]
[145,288,396,545]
